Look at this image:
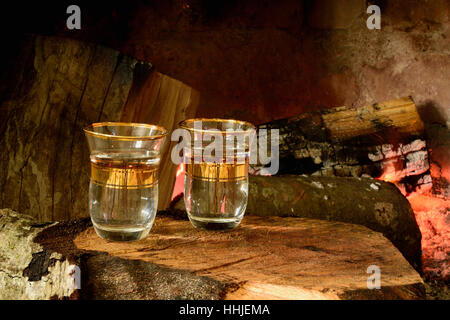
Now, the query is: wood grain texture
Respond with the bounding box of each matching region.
[73,215,425,300]
[171,175,422,272]
[245,175,423,272]
[321,96,424,142]
[0,208,425,300]
[0,35,133,222]
[120,68,199,210]
[0,34,198,222]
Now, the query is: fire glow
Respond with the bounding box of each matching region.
[171,163,185,200]
[377,162,400,183]
[377,165,450,280]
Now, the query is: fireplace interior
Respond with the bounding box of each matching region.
[0,0,448,299]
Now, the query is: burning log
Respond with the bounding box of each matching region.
[256,97,432,195]
[0,208,425,300]
[246,175,422,272]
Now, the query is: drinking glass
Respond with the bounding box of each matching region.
[84,122,167,241]
[179,118,256,230]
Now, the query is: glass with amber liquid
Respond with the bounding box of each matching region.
[84,122,167,241]
[179,119,256,230]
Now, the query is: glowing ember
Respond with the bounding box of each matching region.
[408,194,450,280]
[377,162,450,280]
[376,161,402,183]
[377,171,397,183]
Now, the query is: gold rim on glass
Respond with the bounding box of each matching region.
[178,118,256,135]
[83,122,168,141]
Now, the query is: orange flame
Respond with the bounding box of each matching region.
[376,161,401,184]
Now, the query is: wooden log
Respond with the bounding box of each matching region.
[256,97,432,195]
[0,209,82,299]
[120,68,199,210]
[245,175,422,272]
[0,34,198,222]
[171,175,422,272]
[0,208,425,300]
[322,97,424,142]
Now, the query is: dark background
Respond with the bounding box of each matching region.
[0,0,449,190]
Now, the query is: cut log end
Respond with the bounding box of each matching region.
[0,209,425,300]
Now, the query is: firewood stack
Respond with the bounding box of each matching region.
[255,97,432,195]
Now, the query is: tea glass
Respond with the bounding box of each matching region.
[84,122,167,241]
[179,118,256,230]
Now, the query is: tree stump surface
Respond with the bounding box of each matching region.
[0,209,425,300]
[246,175,422,271]
[172,174,422,271]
